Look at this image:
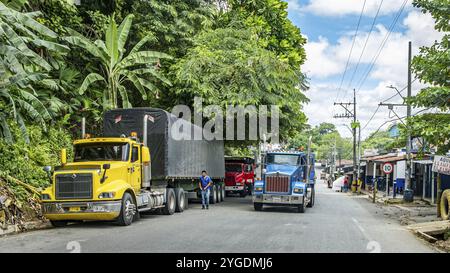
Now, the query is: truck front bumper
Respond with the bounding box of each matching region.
[225,186,245,192]
[42,201,121,221]
[252,194,303,205]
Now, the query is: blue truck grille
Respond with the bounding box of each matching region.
[265,175,289,193]
[55,173,93,199]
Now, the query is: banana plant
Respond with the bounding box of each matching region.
[65,14,172,110]
[0,2,69,143]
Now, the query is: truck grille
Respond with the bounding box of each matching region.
[265,175,290,193]
[55,173,93,199]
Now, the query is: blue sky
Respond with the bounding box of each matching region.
[283,0,443,139]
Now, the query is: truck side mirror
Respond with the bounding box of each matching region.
[142,146,150,164]
[103,163,111,169]
[61,149,67,165]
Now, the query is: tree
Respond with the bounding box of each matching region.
[408,0,450,154]
[64,14,172,110]
[173,27,308,141]
[0,1,69,142]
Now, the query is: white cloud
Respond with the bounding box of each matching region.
[303,37,344,78]
[303,0,412,17]
[301,8,443,138]
[286,0,302,13]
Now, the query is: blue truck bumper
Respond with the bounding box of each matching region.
[252,194,303,205]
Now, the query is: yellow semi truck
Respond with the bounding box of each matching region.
[41,108,225,227]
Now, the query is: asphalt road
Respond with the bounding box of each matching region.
[0,174,435,253]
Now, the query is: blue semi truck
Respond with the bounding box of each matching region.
[252,150,316,213]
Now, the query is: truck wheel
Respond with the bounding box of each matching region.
[117,192,136,226]
[50,220,68,227]
[220,185,226,202]
[162,188,176,215]
[210,185,217,204]
[297,197,305,213]
[254,203,263,211]
[307,188,315,208]
[217,185,222,203]
[175,188,185,213]
[440,190,450,220]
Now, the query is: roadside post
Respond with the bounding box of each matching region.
[382,162,394,198]
[372,162,377,203]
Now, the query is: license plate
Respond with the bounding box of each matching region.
[272,197,281,203]
[69,207,80,212]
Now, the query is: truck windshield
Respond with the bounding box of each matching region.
[226,164,243,172]
[266,154,300,166]
[74,143,129,162]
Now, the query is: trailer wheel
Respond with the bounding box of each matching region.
[307,188,315,208]
[162,188,176,215]
[440,190,450,220]
[254,203,263,211]
[210,185,217,204]
[297,197,305,213]
[175,188,185,213]
[221,185,225,202]
[50,220,68,227]
[216,185,222,203]
[117,192,135,226]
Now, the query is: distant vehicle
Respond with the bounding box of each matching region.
[321,160,327,167]
[253,150,316,213]
[332,176,345,192]
[224,157,255,197]
[320,172,326,180]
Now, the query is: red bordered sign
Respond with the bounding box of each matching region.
[382,162,394,174]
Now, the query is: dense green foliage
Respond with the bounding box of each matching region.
[409,0,450,154]
[0,123,72,199]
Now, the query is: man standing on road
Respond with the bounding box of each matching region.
[199,170,213,210]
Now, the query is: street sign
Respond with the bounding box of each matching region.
[432,155,450,176]
[382,162,394,174]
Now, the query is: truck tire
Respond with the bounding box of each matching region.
[217,185,222,203]
[162,188,176,215]
[440,190,450,220]
[254,203,263,211]
[297,197,305,213]
[307,188,315,208]
[117,192,136,226]
[221,185,226,201]
[210,185,217,204]
[50,220,68,227]
[175,188,185,213]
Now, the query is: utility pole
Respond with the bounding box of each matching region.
[405,41,413,200]
[378,41,414,202]
[334,89,358,191]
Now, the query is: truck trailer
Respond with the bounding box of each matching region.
[41,108,225,227]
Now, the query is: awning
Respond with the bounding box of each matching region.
[413,159,433,165]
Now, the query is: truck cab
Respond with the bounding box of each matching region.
[40,135,170,227]
[224,157,255,197]
[252,151,316,213]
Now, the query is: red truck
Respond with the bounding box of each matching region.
[224,156,255,197]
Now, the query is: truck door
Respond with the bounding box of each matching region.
[129,145,142,192]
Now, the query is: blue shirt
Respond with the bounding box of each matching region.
[200,176,212,190]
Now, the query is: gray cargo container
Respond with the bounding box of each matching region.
[103,108,226,203]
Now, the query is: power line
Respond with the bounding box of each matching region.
[355,0,408,93]
[361,105,380,130]
[335,0,367,102]
[346,0,384,92]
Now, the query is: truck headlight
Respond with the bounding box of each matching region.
[98,192,115,199]
[40,194,50,200]
[293,188,303,194]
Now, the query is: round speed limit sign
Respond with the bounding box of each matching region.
[382,162,393,174]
